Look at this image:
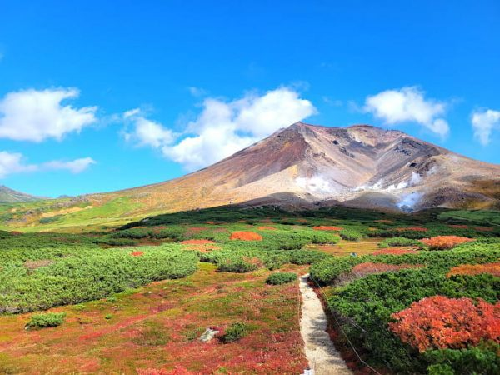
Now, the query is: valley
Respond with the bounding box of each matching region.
[0,206,498,374]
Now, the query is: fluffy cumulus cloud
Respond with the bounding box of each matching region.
[163,87,316,170]
[0,152,94,178]
[364,87,449,137]
[471,109,500,146]
[123,109,175,148]
[0,88,97,142]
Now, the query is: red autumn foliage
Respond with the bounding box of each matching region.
[447,224,468,229]
[131,251,144,257]
[420,236,474,250]
[257,226,277,231]
[230,231,263,241]
[351,262,422,276]
[447,262,500,278]
[475,226,494,232]
[371,248,417,256]
[313,226,343,231]
[389,296,500,352]
[395,226,428,232]
[137,367,191,375]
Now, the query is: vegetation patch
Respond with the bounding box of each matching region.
[26,312,66,329]
[389,296,500,352]
[266,272,297,285]
[230,231,263,241]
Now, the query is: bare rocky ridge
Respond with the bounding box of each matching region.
[101,122,499,212]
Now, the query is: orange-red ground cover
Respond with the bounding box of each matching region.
[420,236,474,249]
[389,296,500,352]
[0,264,308,374]
[131,251,144,257]
[371,248,417,256]
[447,224,468,229]
[230,231,263,241]
[447,262,500,278]
[475,226,494,232]
[313,226,343,231]
[257,226,277,231]
[395,226,428,232]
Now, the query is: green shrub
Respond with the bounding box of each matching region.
[221,322,248,343]
[340,228,363,241]
[266,272,297,285]
[424,343,500,375]
[26,312,66,329]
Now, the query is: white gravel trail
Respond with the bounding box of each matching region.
[299,274,352,375]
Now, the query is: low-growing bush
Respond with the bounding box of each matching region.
[389,296,500,352]
[26,312,66,329]
[378,237,421,248]
[340,228,363,241]
[221,322,249,343]
[420,236,475,250]
[266,272,297,285]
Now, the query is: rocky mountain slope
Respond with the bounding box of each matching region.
[2,123,498,230]
[106,122,499,212]
[0,186,41,203]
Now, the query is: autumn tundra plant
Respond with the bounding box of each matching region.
[25,312,66,329]
[266,272,297,285]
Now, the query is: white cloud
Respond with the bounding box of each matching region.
[162,87,317,171]
[0,152,94,178]
[0,88,97,142]
[0,152,37,178]
[364,87,449,136]
[471,109,500,146]
[123,108,176,148]
[42,157,96,174]
[188,87,207,97]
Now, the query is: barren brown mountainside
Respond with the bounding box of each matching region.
[97,122,499,213]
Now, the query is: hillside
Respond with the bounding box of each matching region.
[0,123,498,230]
[0,186,41,203]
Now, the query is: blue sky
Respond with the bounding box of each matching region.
[0,0,499,197]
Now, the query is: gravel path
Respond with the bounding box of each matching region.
[299,274,352,375]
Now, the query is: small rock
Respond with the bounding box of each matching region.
[199,327,219,343]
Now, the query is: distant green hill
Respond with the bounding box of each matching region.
[0,186,41,203]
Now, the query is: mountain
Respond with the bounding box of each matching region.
[2,123,498,230]
[0,186,42,203]
[104,122,499,213]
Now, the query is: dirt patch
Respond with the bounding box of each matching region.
[24,259,53,270]
[181,239,220,252]
[230,231,263,241]
[313,226,343,231]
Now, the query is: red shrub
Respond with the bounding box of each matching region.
[396,226,428,232]
[475,226,494,232]
[313,226,343,231]
[371,248,417,256]
[230,231,263,241]
[420,236,474,250]
[447,262,500,278]
[351,262,421,276]
[389,296,500,352]
[131,251,144,257]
